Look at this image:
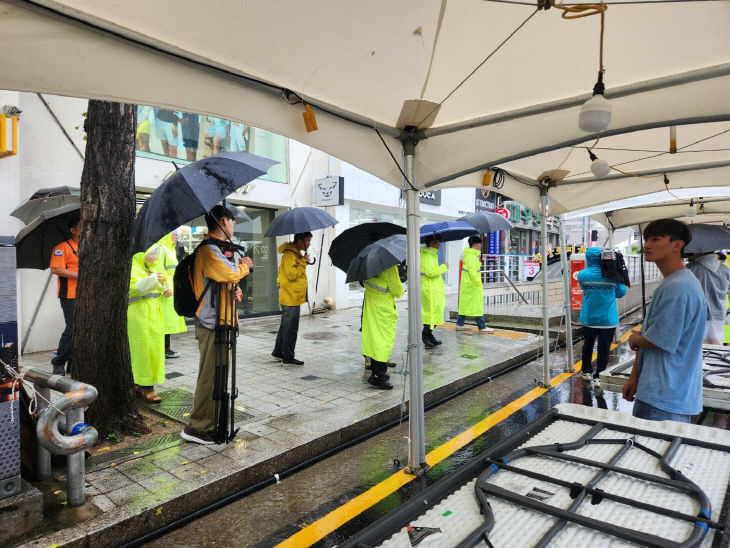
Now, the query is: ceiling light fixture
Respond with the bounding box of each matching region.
[587,150,611,178]
[686,199,697,218]
[576,3,611,133]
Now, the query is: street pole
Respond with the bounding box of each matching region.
[559,216,574,372]
[608,225,620,343]
[404,137,426,474]
[540,185,550,387]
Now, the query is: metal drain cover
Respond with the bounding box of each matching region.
[140,388,255,425]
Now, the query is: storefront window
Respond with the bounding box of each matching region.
[135,106,288,184]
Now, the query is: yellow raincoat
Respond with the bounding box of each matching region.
[362,265,404,362]
[158,233,187,335]
[458,247,484,317]
[277,242,308,306]
[421,246,447,328]
[128,249,166,386]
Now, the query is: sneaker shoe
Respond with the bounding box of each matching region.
[367,376,393,390]
[593,378,601,388]
[478,326,495,333]
[283,358,304,366]
[271,351,284,362]
[456,325,470,331]
[581,372,593,381]
[165,349,181,359]
[181,426,214,445]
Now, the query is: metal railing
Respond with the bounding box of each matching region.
[21,368,98,506]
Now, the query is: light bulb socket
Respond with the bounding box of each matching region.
[587,150,598,161]
[592,71,606,96]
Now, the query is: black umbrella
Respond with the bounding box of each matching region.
[346,234,407,283]
[684,224,730,253]
[15,203,80,270]
[11,187,80,224]
[329,222,405,273]
[130,152,276,253]
[458,211,512,234]
[264,207,338,237]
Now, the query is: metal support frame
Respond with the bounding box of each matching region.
[403,138,427,474]
[539,185,550,387]
[480,269,530,305]
[22,367,98,506]
[559,217,574,372]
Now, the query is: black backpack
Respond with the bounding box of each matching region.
[173,241,213,317]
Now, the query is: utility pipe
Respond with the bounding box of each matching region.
[539,185,550,387]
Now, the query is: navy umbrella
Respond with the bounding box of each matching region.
[346,234,407,283]
[684,224,730,253]
[130,152,276,253]
[458,211,512,234]
[329,222,405,273]
[15,203,80,270]
[264,207,338,237]
[420,221,478,243]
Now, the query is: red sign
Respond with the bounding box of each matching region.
[495,208,509,220]
[570,258,585,311]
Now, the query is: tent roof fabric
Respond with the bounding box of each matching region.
[2,0,729,213]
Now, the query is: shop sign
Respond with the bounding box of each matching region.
[487,231,500,254]
[495,207,509,219]
[505,201,560,230]
[523,260,540,278]
[570,255,585,311]
[474,188,496,212]
[419,190,441,205]
[314,176,344,207]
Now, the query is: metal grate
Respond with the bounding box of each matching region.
[300,375,321,381]
[140,388,255,425]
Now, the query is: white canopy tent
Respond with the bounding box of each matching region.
[2,0,730,471]
[592,197,730,230]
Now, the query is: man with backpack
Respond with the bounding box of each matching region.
[180,205,252,445]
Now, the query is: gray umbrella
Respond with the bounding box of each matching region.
[264,207,338,237]
[684,224,730,253]
[11,188,80,224]
[458,211,512,233]
[15,203,80,270]
[346,234,406,283]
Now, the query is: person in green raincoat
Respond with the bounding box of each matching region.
[128,245,167,402]
[421,235,448,348]
[362,264,404,390]
[456,236,494,332]
[158,231,187,358]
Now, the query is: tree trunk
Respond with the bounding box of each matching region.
[72,100,147,437]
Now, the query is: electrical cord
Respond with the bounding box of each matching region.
[374,128,418,192]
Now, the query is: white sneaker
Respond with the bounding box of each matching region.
[479,326,495,333]
[581,372,593,381]
[593,378,601,388]
[456,325,470,331]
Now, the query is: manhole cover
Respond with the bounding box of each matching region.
[165,372,184,379]
[140,388,255,425]
[300,375,320,381]
[302,332,338,340]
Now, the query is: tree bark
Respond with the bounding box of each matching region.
[72,100,147,436]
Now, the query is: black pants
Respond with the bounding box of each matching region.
[581,327,614,378]
[52,298,75,367]
[274,305,300,361]
[422,325,434,342]
[369,358,387,378]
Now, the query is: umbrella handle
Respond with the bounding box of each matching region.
[307,257,317,266]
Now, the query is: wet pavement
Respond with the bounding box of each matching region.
[14,294,554,548]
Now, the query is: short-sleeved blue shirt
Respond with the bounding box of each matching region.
[636,268,705,415]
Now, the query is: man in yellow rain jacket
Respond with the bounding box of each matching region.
[183,205,252,445]
[456,236,494,332]
[362,264,404,390]
[421,235,448,349]
[158,232,187,358]
[272,232,311,366]
[128,245,167,403]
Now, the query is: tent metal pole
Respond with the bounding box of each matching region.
[559,217,574,373]
[404,140,426,474]
[540,186,551,387]
[608,228,620,343]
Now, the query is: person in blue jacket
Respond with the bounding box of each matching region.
[577,247,627,387]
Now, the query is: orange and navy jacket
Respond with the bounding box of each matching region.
[49,239,79,299]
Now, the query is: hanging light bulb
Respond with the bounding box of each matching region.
[587,149,611,178]
[579,72,612,133]
[686,199,697,217]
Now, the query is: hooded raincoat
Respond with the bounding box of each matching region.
[128,249,167,386]
[458,247,484,317]
[577,247,627,327]
[158,233,187,335]
[421,246,448,328]
[277,242,308,306]
[362,265,404,362]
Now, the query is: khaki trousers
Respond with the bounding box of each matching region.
[190,325,218,434]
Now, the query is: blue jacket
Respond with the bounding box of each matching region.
[577,247,627,327]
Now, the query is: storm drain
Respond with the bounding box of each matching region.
[89,432,184,468]
[139,387,256,425]
[300,375,320,381]
[165,372,184,379]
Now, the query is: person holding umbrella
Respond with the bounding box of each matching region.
[456,235,494,333]
[49,214,80,376]
[272,232,312,366]
[128,245,167,402]
[421,235,448,348]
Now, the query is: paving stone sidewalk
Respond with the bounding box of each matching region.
[15,294,545,547]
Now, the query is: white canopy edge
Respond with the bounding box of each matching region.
[593,196,730,230]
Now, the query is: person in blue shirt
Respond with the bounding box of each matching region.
[622,219,705,423]
[577,247,627,388]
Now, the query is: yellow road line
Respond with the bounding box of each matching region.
[275,325,638,548]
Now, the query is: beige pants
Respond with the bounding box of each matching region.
[189,325,221,434]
